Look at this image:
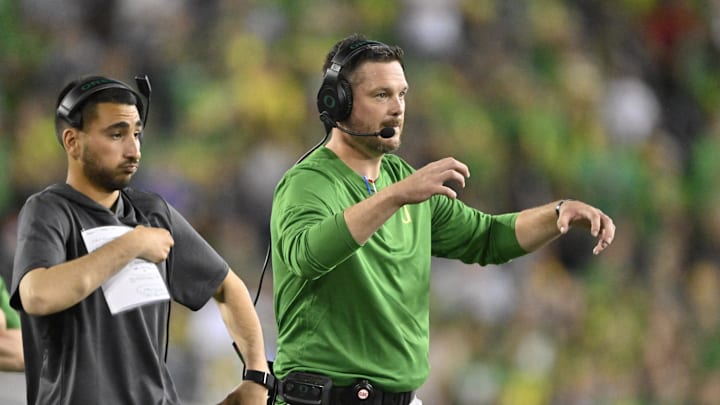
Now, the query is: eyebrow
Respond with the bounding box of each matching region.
[373,85,408,93]
[102,120,143,132]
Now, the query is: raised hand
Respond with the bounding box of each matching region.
[391,157,470,204]
[132,225,174,263]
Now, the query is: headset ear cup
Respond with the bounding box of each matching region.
[317,84,340,122]
[317,39,387,126]
[66,110,82,129]
[335,79,353,122]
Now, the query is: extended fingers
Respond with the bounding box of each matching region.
[436,158,470,189]
[443,168,467,189]
[597,213,615,247]
[557,201,616,255]
[414,158,470,199]
[588,211,615,255]
[439,157,470,178]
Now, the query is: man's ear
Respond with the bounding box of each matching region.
[63,128,81,159]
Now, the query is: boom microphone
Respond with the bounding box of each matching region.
[337,124,396,138]
[320,112,395,138]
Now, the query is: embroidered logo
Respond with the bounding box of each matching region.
[401,205,412,224]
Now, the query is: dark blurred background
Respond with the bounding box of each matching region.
[2,0,720,404]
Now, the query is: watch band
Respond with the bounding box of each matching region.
[555,199,574,218]
[243,369,276,391]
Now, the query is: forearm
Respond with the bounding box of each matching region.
[0,329,24,372]
[344,183,405,244]
[514,202,561,252]
[19,230,143,315]
[214,270,268,371]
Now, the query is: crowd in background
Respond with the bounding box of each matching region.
[1,0,720,404]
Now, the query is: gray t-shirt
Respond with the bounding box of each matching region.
[11,183,228,405]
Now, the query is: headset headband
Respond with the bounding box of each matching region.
[322,40,386,90]
[317,40,389,131]
[56,75,152,128]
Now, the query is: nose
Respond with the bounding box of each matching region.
[125,135,141,160]
[389,95,404,117]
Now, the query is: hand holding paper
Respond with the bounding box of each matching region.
[81,225,171,315]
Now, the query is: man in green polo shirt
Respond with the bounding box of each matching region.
[270,33,615,405]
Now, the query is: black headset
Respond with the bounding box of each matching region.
[56,75,152,129]
[316,40,388,131]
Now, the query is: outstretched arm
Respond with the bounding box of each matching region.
[515,199,615,255]
[214,270,270,405]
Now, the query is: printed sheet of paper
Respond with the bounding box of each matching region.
[81,225,170,315]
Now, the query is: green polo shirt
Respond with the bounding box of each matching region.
[270,147,525,392]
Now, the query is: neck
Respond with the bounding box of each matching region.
[66,174,120,210]
[326,131,383,179]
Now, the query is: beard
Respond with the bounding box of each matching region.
[345,120,402,154]
[81,147,134,192]
[357,136,398,154]
[353,133,400,155]
[343,113,403,154]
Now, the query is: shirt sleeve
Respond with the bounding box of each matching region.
[271,169,360,280]
[165,205,229,311]
[430,195,527,265]
[11,194,70,310]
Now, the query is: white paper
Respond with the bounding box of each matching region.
[81,225,170,315]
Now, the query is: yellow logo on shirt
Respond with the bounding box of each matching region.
[401,205,412,224]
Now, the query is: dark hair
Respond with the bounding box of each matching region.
[322,33,404,83]
[54,76,139,144]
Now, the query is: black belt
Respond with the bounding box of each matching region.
[330,380,414,405]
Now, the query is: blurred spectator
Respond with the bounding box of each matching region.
[601,76,660,145]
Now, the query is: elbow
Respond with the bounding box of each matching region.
[279,242,331,280]
[18,270,73,316]
[288,259,332,280]
[278,251,329,280]
[19,285,54,316]
[283,246,330,280]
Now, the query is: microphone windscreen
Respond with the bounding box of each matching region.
[379,127,395,138]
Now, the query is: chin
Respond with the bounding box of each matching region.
[381,138,400,153]
[109,177,133,191]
